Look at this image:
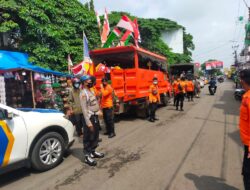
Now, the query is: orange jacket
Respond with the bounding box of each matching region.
[101,84,113,108]
[175,81,186,94]
[149,84,160,103]
[240,90,250,151]
[172,80,178,95]
[186,81,194,92]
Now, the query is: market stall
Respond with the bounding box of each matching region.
[0,50,71,110]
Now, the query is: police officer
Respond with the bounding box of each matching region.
[79,75,104,166]
[69,78,85,137]
[148,77,160,122]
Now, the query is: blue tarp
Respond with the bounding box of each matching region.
[0,50,68,76]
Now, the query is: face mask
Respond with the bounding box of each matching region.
[87,83,93,88]
[153,81,158,85]
[73,83,80,89]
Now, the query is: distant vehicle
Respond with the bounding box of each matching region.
[169,63,197,80]
[198,79,205,88]
[0,104,75,175]
[234,88,245,101]
[217,76,224,83]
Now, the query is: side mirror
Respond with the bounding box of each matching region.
[4,109,14,120]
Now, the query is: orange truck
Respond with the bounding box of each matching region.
[90,46,172,117]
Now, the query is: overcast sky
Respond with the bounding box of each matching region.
[82,0,248,68]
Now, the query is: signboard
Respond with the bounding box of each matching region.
[205,61,223,70]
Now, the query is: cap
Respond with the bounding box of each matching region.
[80,75,91,82]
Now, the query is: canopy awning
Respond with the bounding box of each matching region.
[0,50,68,76]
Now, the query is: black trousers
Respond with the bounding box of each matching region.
[243,146,250,190]
[149,102,157,120]
[187,91,194,101]
[70,113,86,136]
[174,94,177,106]
[176,93,184,109]
[103,108,115,135]
[83,115,100,155]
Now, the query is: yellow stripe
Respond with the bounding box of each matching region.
[0,121,15,167]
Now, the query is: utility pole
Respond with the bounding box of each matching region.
[232,45,239,66]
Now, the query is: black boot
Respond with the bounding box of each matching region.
[91,151,105,158]
[85,155,97,166]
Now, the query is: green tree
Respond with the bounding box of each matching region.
[0,0,100,71]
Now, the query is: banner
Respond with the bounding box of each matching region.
[205,61,223,70]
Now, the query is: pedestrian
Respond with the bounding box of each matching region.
[69,78,86,137]
[194,77,201,98]
[148,77,160,122]
[186,78,194,102]
[175,77,186,111]
[172,77,178,106]
[79,75,104,166]
[100,78,116,138]
[239,69,250,189]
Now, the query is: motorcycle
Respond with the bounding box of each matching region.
[209,85,216,95]
[218,77,224,83]
[234,88,245,101]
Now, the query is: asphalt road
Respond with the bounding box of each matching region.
[0,80,244,190]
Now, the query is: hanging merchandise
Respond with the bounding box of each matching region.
[0,76,6,105]
[4,72,14,79]
[15,72,21,81]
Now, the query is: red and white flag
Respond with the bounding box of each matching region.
[67,54,73,74]
[117,15,134,32]
[133,19,141,43]
[95,11,101,30]
[101,8,110,44]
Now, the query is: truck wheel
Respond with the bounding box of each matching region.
[161,94,169,107]
[31,132,65,172]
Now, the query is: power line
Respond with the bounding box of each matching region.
[194,42,231,59]
[243,0,249,8]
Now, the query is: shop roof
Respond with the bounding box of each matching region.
[0,50,67,76]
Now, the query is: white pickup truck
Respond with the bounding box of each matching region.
[0,104,75,175]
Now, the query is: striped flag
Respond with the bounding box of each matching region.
[103,27,121,48]
[101,8,110,44]
[120,30,132,46]
[67,54,73,74]
[95,11,101,29]
[117,15,134,32]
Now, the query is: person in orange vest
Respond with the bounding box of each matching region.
[100,78,116,138]
[186,78,195,102]
[175,77,186,111]
[239,69,250,189]
[172,77,178,106]
[148,77,160,122]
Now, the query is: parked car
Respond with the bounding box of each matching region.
[0,104,75,175]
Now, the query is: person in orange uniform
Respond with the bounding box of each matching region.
[239,69,250,189]
[100,78,116,138]
[148,77,160,122]
[172,77,178,106]
[186,78,195,102]
[175,77,186,111]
